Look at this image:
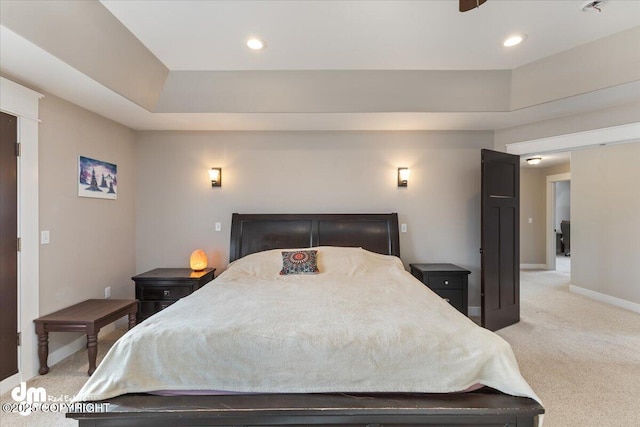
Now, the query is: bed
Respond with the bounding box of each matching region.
[68,213,543,426]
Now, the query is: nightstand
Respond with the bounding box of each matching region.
[132,268,215,322]
[409,263,470,316]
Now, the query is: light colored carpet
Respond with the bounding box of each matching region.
[502,258,640,426]
[0,331,123,427]
[2,263,639,426]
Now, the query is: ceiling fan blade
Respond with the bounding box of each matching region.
[459,0,487,12]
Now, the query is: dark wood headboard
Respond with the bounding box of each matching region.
[229,213,400,262]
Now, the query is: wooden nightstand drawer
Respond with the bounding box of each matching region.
[139,300,175,316]
[141,286,191,301]
[409,263,470,317]
[426,274,462,290]
[132,268,215,323]
[433,289,464,313]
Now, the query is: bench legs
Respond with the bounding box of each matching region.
[36,329,99,376]
[87,333,98,375]
[128,312,136,330]
[36,326,49,375]
[35,304,137,376]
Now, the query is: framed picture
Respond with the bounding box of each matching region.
[78,156,117,200]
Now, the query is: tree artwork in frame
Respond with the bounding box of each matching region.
[78,156,117,200]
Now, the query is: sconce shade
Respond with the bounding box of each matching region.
[189,249,208,271]
[209,168,222,187]
[398,168,411,187]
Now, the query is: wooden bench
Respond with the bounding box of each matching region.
[34,299,137,376]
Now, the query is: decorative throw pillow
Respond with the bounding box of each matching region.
[280,250,320,275]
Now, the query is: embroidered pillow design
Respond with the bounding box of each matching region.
[280,250,320,275]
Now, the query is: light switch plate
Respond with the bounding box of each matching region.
[40,230,50,244]
[215,222,222,232]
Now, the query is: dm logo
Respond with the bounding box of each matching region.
[11,382,46,416]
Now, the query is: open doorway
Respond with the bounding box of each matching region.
[519,152,570,270]
[553,179,571,273]
[546,170,571,271]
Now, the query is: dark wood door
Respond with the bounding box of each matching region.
[0,111,18,380]
[481,149,520,331]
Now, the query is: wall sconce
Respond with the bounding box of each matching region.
[526,157,542,166]
[209,168,222,187]
[398,167,411,187]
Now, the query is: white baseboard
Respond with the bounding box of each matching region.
[0,372,22,396]
[520,264,547,270]
[569,285,640,314]
[468,306,481,317]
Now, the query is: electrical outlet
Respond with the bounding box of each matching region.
[104,287,111,299]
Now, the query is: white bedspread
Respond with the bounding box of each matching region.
[74,247,539,404]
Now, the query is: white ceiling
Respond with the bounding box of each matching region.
[101,0,640,71]
[1,0,639,132]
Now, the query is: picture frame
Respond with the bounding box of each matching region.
[78,156,117,200]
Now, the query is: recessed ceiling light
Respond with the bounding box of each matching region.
[246,37,265,50]
[503,34,527,48]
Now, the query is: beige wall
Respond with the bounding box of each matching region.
[511,26,640,110]
[135,130,493,307]
[39,93,137,352]
[520,168,546,265]
[572,142,640,304]
[496,98,640,307]
[519,162,571,265]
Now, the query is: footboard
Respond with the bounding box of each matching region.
[67,391,543,426]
